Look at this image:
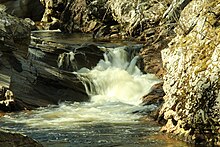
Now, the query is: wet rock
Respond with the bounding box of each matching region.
[159,0,220,145]
[57,44,104,71]
[0,11,104,110]
[0,129,43,147]
[142,82,165,119]
[142,82,165,106]
[0,0,44,21]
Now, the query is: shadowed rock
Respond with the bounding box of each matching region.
[0,0,44,21]
[0,12,104,110]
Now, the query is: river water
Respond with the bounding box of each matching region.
[0,32,189,147]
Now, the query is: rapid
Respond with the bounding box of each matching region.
[0,33,188,147]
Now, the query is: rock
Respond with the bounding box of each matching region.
[39,0,175,77]
[107,0,170,38]
[142,82,165,119]
[142,82,165,106]
[0,0,44,21]
[40,0,114,32]
[159,0,220,145]
[163,0,192,23]
[39,0,173,39]
[57,44,104,71]
[0,129,43,147]
[0,11,105,110]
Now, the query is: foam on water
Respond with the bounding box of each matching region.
[77,46,160,106]
[1,46,161,130]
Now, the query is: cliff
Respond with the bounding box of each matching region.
[159,0,220,145]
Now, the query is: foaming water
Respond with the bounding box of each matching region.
[0,45,166,146]
[1,46,160,128]
[77,46,160,106]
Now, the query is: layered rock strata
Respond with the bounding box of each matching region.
[0,11,105,111]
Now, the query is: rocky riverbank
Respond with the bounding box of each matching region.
[0,0,219,146]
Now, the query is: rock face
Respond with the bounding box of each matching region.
[159,0,220,145]
[0,129,43,147]
[0,0,44,21]
[0,11,105,111]
[40,0,172,38]
[40,0,116,32]
[40,0,174,76]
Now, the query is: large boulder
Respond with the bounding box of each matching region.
[159,0,220,145]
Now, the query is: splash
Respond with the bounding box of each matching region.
[77,46,161,106]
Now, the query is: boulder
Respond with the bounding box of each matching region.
[142,82,165,106]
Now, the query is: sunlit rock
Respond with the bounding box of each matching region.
[159,0,220,145]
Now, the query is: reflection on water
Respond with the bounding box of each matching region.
[31,31,140,47]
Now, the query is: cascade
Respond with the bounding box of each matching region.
[77,46,160,106]
[0,45,161,129]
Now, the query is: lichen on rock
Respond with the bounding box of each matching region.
[159,0,220,145]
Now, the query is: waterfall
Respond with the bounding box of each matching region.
[0,45,161,129]
[76,46,161,106]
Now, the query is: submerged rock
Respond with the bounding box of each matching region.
[159,0,220,145]
[0,129,43,147]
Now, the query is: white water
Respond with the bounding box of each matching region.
[1,46,161,130]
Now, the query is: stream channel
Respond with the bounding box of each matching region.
[0,32,189,147]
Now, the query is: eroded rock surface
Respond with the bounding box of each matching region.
[159,0,220,144]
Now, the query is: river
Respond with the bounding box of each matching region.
[0,32,189,147]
